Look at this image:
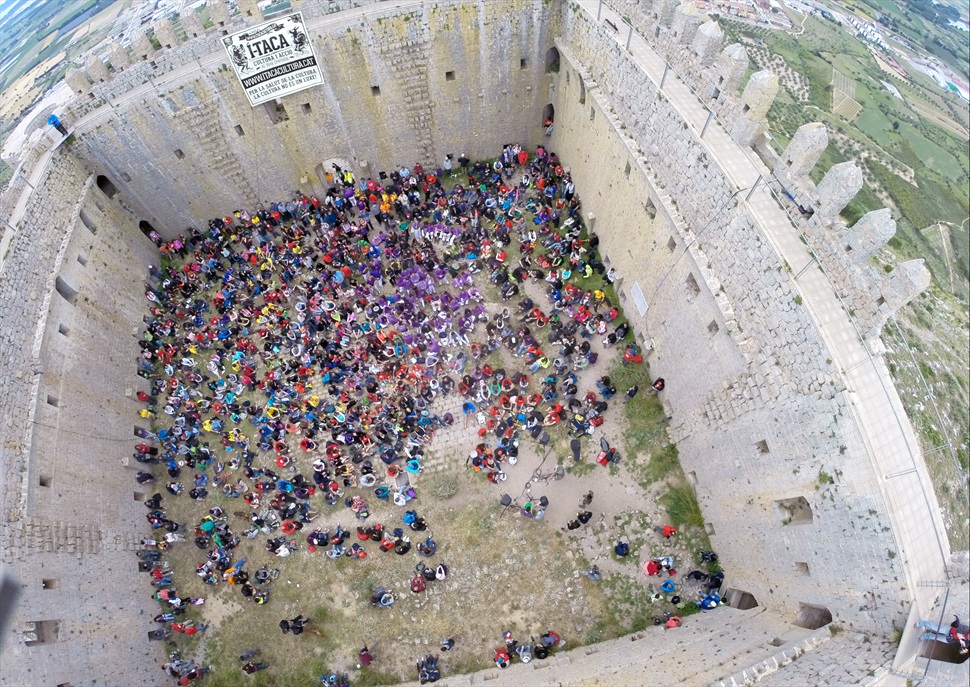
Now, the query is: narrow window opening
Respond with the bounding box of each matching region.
[120,172,131,183]
[77,253,87,266]
[775,496,814,525]
[624,161,631,178]
[55,277,78,304]
[667,237,676,252]
[755,439,769,453]
[234,125,245,136]
[708,320,719,335]
[445,71,456,81]
[520,58,527,69]
[371,85,381,96]
[712,86,721,100]
[46,395,59,407]
[876,296,886,307]
[589,107,595,121]
[43,579,59,590]
[579,80,586,104]
[79,210,96,231]
[793,602,832,629]
[39,475,52,488]
[174,149,184,159]
[301,103,311,114]
[58,324,70,336]
[724,589,759,610]
[742,103,750,114]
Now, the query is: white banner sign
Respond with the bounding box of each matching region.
[222,12,322,107]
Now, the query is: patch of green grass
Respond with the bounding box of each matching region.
[641,443,680,486]
[660,483,704,529]
[428,473,459,500]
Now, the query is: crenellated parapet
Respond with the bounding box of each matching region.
[728,69,779,146]
[692,21,724,65]
[180,8,206,38]
[105,42,132,72]
[84,54,110,84]
[153,18,180,50]
[129,30,157,62]
[791,158,931,336]
[671,3,704,44]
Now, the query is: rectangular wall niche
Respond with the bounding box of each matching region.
[724,588,759,610]
[42,579,59,590]
[775,496,813,525]
[685,273,700,297]
[24,620,60,646]
[794,602,832,629]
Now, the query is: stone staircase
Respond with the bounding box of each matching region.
[378,33,435,164]
[172,93,257,204]
[18,516,103,555]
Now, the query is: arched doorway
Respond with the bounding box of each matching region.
[317,158,355,187]
[138,220,159,244]
[96,175,118,199]
[545,47,560,73]
[542,104,555,124]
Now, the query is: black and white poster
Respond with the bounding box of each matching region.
[222,12,322,107]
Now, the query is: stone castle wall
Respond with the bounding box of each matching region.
[0,0,951,685]
[0,153,160,687]
[549,14,910,637]
[62,0,556,240]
